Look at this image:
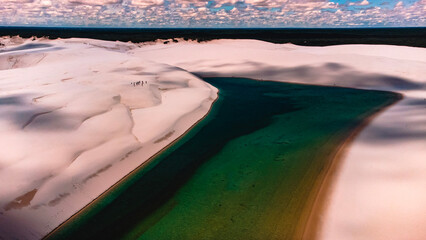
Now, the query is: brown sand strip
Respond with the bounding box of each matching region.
[4,189,38,211]
[154,130,175,143]
[48,193,71,207]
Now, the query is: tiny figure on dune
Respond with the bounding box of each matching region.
[130,81,147,87]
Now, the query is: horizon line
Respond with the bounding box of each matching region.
[1,26,426,30]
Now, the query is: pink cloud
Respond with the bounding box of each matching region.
[349,0,370,6]
[68,0,122,5]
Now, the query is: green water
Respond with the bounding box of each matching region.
[47,78,399,240]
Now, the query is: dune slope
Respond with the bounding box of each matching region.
[0,37,217,239]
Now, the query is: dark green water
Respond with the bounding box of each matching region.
[47,78,398,240]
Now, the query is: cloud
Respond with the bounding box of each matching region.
[0,0,424,27]
[394,1,403,8]
[2,0,34,3]
[68,0,122,5]
[38,0,52,7]
[246,0,277,7]
[349,0,370,6]
[130,0,164,7]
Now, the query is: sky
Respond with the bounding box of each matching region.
[0,0,425,27]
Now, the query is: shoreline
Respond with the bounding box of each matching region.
[301,92,403,240]
[200,76,404,240]
[43,93,219,239]
[37,76,402,240]
[42,76,396,240]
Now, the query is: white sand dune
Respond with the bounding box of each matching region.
[0,37,425,240]
[0,37,217,239]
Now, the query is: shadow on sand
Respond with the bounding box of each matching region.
[0,93,76,131]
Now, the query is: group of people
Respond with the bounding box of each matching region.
[131,80,148,87]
